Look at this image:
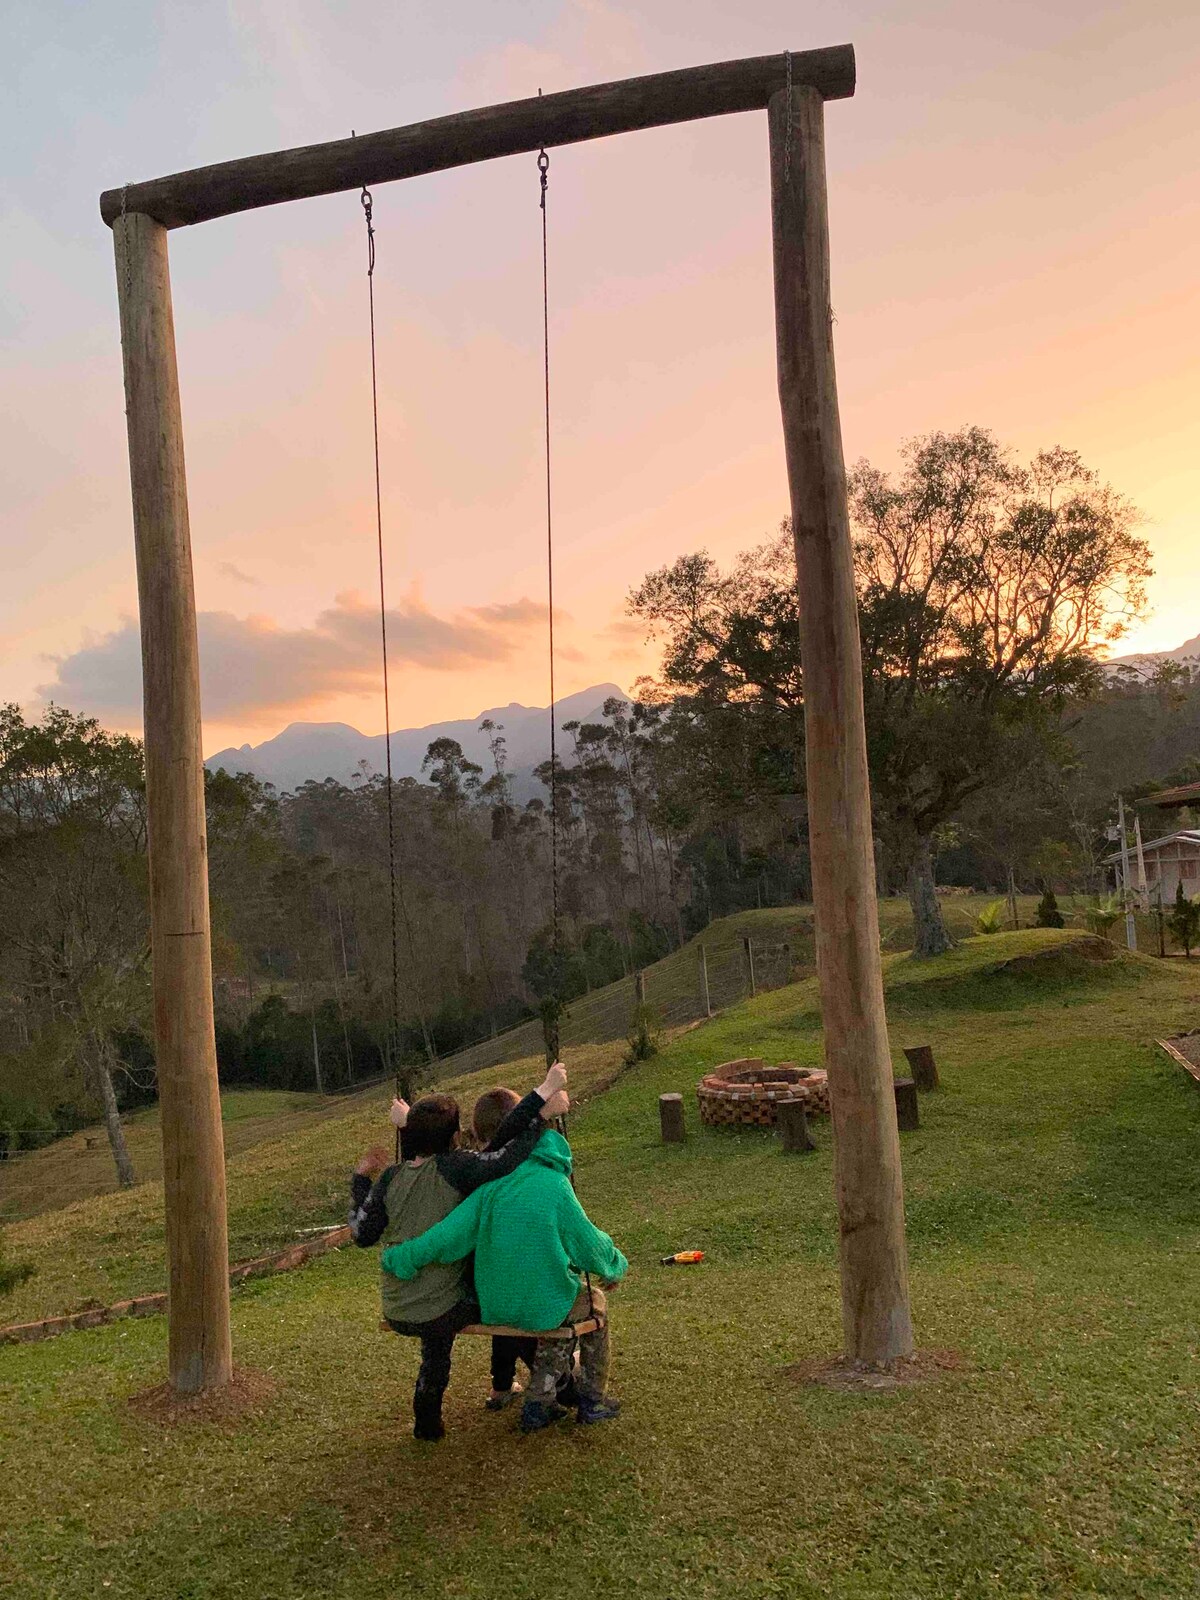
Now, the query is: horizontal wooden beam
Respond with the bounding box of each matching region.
[100,45,854,230]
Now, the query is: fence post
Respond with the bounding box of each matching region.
[635,970,646,1006]
[699,946,711,1017]
[744,936,757,997]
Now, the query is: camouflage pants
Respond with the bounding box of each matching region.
[527,1285,609,1405]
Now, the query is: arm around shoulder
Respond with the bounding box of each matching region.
[381,1184,485,1281]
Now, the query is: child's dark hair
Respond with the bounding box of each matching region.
[472,1086,520,1146]
[401,1094,460,1159]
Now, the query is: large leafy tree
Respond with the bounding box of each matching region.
[0,704,149,1185]
[630,428,1151,955]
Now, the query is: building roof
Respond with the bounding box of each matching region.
[1103,828,1200,865]
[1146,780,1200,808]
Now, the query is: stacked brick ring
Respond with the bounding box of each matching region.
[696,1059,830,1128]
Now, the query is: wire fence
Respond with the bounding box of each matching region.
[0,932,812,1224]
[418,932,810,1081]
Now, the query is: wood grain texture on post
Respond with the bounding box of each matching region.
[768,85,914,1365]
[113,212,233,1394]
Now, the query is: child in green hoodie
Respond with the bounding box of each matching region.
[381,1125,627,1433]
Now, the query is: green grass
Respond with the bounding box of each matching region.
[3,922,1200,1598]
[0,1087,333,1225]
[0,894,1027,1230]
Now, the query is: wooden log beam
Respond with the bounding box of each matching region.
[100,46,854,229]
[113,212,233,1395]
[768,85,914,1367]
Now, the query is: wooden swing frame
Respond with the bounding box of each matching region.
[102,42,913,1394]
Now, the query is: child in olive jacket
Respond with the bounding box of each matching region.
[381,1125,627,1431]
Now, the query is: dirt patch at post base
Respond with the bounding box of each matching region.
[127,1367,277,1427]
[783,1348,967,1393]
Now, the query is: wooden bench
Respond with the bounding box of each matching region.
[381,1313,606,1341]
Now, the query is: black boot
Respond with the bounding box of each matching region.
[413,1389,445,1442]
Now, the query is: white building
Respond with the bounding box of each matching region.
[1106,828,1200,903]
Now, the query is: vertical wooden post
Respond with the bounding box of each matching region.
[893,1078,920,1132]
[768,86,914,1365]
[699,945,712,1017]
[744,936,757,997]
[659,1092,686,1143]
[113,211,232,1395]
[903,1044,939,1092]
[777,1097,815,1153]
[635,970,646,1006]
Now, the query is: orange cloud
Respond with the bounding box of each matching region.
[38,591,555,726]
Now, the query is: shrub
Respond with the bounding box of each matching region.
[1086,894,1124,941]
[624,1001,661,1066]
[1036,886,1065,928]
[975,900,1005,935]
[1167,883,1200,959]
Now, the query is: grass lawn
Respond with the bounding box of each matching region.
[3,926,1200,1598]
[0,1088,336,1226]
[0,895,1027,1230]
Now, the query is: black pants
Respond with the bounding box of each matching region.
[491,1334,537,1392]
[387,1297,481,1433]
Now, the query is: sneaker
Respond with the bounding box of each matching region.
[413,1417,445,1442]
[485,1387,521,1412]
[519,1399,570,1434]
[576,1396,621,1426]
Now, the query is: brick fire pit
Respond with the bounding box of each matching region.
[697,1059,830,1129]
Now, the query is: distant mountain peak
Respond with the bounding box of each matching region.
[1108,631,1200,668]
[206,683,628,796]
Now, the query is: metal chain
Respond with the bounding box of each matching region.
[538,144,561,1069]
[359,185,435,1118]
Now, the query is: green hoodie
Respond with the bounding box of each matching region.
[381,1129,627,1331]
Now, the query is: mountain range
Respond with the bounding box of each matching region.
[205,683,627,796]
[1107,632,1200,674]
[207,630,1197,797]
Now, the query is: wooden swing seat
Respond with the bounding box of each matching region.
[381,1312,605,1341]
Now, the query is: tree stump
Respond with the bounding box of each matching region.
[659,1093,686,1144]
[893,1078,919,1132]
[777,1097,815,1153]
[903,1045,939,1091]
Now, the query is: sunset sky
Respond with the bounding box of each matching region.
[4,0,1198,752]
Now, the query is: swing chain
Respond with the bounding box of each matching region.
[360,186,375,277]
[537,142,561,1069]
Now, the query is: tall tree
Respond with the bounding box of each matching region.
[630,429,1151,955]
[0,705,149,1185]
